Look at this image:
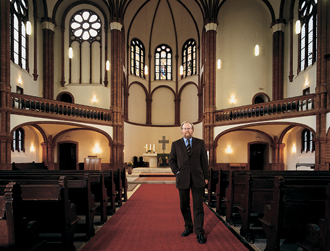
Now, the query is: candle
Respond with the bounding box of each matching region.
[153,144,155,152]
[149,144,151,151]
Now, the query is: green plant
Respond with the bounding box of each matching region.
[127,161,133,167]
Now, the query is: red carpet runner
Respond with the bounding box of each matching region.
[82,184,249,251]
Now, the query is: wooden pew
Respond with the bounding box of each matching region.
[223,170,330,225]
[297,183,330,251]
[322,184,330,251]
[12,161,47,170]
[224,170,246,224]
[207,168,219,206]
[112,168,127,206]
[0,173,97,237]
[0,182,21,248]
[215,170,230,214]
[0,169,116,215]
[259,176,330,251]
[0,177,80,250]
[237,172,327,240]
[238,172,274,240]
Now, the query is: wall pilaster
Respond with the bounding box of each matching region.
[271,20,285,101]
[42,19,55,100]
[110,21,124,169]
[0,0,12,170]
[203,22,217,167]
[314,1,330,170]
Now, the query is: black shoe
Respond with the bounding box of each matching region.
[197,234,206,244]
[181,229,193,237]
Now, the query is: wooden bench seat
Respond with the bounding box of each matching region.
[0,173,97,237]
[0,182,21,248]
[0,177,79,250]
[223,170,330,225]
[0,169,115,218]
[237,172,330,241]
[12,161,47,170]
[259,176,330,251]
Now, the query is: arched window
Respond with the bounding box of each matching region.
[155,44,172,80]
[70,10,101,43]
[182,39,196,78]
[130,39,145,78]
[57,92,74,103]
[301,129,314,153]
[69,10,102,84]
[10,0,29,70]
[12,128,25,152]
[298,0,317,72]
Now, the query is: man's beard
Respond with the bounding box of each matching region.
[184,133,192,139]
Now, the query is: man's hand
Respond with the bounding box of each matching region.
[205,179,208,185]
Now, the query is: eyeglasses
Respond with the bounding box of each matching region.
[182,128,193,130]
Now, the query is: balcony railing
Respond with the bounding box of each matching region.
[11,93,112,124]
[214,94,316,124]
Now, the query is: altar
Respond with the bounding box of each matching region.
[142,153,158,168]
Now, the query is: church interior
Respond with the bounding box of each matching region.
[1,0,330,250]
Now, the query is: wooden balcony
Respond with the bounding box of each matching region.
[214,94,316,126]
[11,93,112,126]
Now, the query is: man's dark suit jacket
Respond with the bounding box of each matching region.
[169,137,209,189]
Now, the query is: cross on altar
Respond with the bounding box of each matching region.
[158,136,169,153]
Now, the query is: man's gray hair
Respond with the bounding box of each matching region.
[181,121,194,129]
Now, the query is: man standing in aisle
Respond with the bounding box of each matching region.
[169,121,209,244]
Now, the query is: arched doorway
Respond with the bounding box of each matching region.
[249,142,268,170]
[58,142,78,170]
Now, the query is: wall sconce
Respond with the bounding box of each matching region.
[254,45,260,56]
[225,145,233,154]
[93,143,102,154]
[295,20,301,34]
[30,143,35,152]
[229,95,237,104]
[144,65,148,75]
[217,59,221,69]
[68,47,73,59]
[304,79,309,87]
[292,144,296,153]
[180,65,183,75]
[106,60,110,71]
[26,21,32,35]
[18,76,22,85]
[92,95,97,103]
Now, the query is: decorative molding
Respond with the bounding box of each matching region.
[205,23,217,32]
[272,23,285,33]
[42,21,55,31]
[110,22,122,31]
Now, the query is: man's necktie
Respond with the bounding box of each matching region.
[186,140,191,156]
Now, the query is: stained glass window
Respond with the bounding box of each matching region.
[130,39,145,78]
[12,128,25,152]
[301,129,314,153]
[10,0,29,70]
[182,39,196,78]
[70,10,101,43]
[155,44,172,80]
[299,0,317,72]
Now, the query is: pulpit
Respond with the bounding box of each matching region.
[142,153,157,168]
[84,156,101,170]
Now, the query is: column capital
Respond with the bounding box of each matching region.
[42,21,55,31]
[205,22,217,32]
[271,19,286,33]
[110,22,123,31]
